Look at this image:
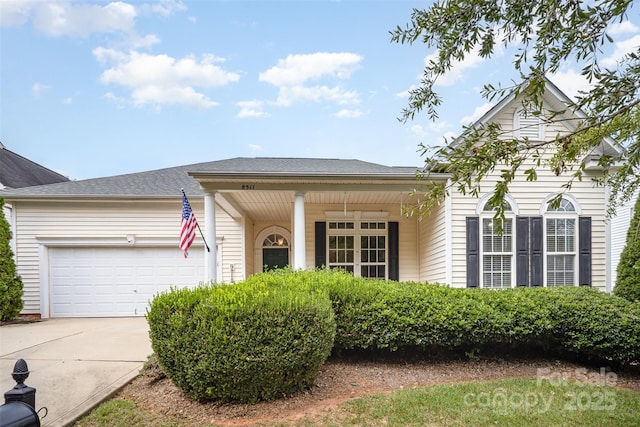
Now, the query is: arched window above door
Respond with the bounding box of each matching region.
[263,233,289,247]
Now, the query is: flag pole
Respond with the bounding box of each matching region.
[182,188,211,252]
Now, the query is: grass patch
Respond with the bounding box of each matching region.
[74,378,640,427]
[74,399,188,427]
[336,378,640,427]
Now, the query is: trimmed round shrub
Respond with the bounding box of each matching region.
[147,275,335,403]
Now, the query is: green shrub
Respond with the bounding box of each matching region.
[0,197,23,321]
[615,193,640,302]
[326,278,640,366]
[147,273,335,403]
[148,270,640,404]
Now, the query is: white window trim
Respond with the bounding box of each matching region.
[479,213,516,289]
[477,196,517,289]
[324,211,389,279]
[542,196,579,286]
[475,193,520,215]
[254,226,291,273]
[539,193,582,215]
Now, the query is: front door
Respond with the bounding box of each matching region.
[263,247,289,271]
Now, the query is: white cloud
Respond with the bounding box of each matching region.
[62,97,72,104]
[31,82,51,96]
[139,0,187,17]
[335,109,363,119]
[549,69,591,100]
[0,0,37,27]
[32,2,137,37]
[103,92,127,108]
[426,49,487,87]
[237,101,268,118]
[602,34,640,67]
[460,102,494,124]
[608,20,639,37]
[260,52,361,86]
[94,49,240,109]
[410,124,427,137]
[259,52,362,106]
[275,85,359,107]
[396,84,417,99]
[125,33,161,49]
[248,144,264,155]
[442,131,458,143]
[1,1,184,41]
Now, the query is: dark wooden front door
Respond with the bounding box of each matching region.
[263,248,289,271]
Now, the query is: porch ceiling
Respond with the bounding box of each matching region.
[220,191,416,222]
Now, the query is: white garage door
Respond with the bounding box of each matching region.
[49,247,205,317]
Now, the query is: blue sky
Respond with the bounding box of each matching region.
[1,1,638,180]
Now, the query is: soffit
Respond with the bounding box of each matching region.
[224,191,416,222]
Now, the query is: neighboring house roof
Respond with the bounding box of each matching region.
[0,142,69,189]
[0,157,420,200]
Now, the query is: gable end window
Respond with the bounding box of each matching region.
[514,107,545,141]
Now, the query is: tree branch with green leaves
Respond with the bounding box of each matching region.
[392,0,639,220]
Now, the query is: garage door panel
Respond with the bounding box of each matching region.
[49,247,204,317]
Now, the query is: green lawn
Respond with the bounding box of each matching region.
[75,378,639,427]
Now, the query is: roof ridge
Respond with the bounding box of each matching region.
[0,144,70,183]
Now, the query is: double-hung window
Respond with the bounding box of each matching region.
[545,198,577,286]
[480,200,514,289]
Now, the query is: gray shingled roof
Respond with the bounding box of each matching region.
[0,157,419,199]
[0,143,70,189]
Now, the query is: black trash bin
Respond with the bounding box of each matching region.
[0,401,40,427]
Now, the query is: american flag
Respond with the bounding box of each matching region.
[179,193,198,258]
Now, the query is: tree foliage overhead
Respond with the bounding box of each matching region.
[391,0,639,218]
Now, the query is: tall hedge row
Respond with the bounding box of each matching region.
[325,273,640,365]
[147,269,640,403]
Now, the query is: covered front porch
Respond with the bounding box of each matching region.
[189,169,443,284]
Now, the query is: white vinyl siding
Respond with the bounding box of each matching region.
[13,199,242,315]
[449,97,609,290]
[610,189,639,288]
[418,201,447,283]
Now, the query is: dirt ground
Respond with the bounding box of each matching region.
[117,354,640,426]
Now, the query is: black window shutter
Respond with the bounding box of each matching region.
[388,222,399,281]
[516,217,530,286]
[579,216,592,286]
[314,222,326,268]
[530,217,544,286]
[466,217,480,288]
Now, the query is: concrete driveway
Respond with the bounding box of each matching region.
[0,317,152,427]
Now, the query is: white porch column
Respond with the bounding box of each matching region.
[204,191,217,282]
[293,192,306,270]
